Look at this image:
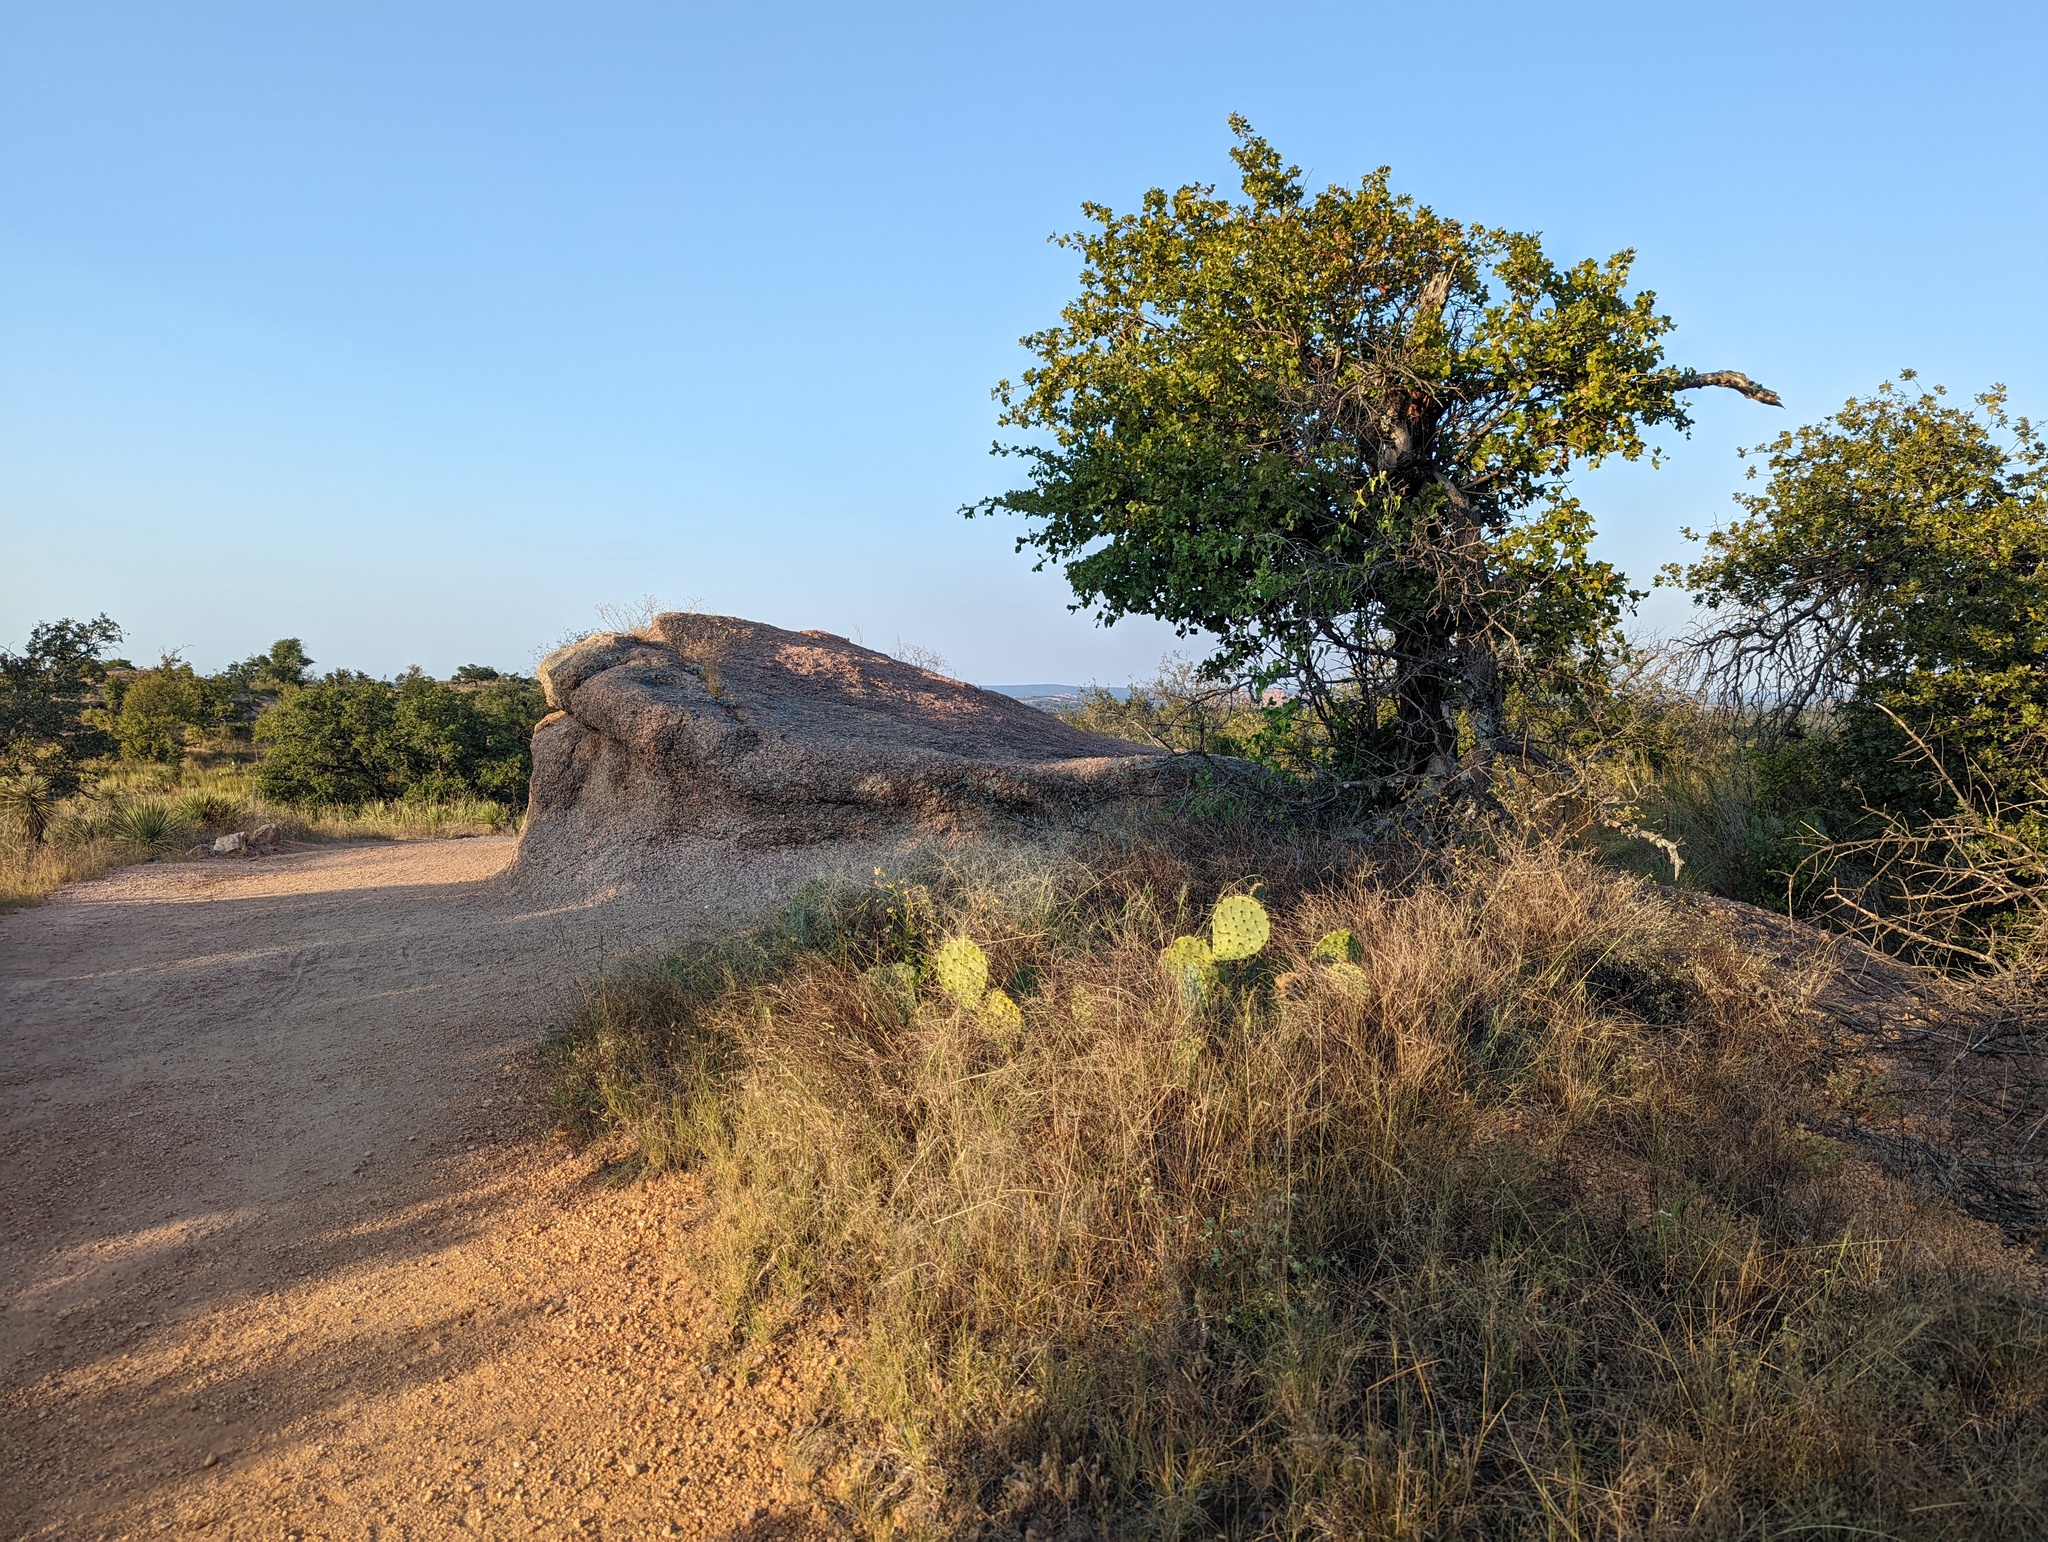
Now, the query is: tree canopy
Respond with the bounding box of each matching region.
[254,669,546,807]
[223,637,315,694]
[1674,377,2048,814]
[0,615,123,775]
[96,655,230,764]
[974,119,1778,789]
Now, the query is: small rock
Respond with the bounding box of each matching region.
[201,1452,219,1468]
[249,822,283,852]
[210,832,247,856]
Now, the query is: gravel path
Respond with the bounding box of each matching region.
[0,840,843,1540]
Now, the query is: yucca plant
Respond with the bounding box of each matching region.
[106,799,192,855]
[174,789,248,831]
[0,771,64,845]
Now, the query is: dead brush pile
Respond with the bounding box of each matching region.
[549,833,2048,1539]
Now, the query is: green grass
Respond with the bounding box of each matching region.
[548,830,2048,1539]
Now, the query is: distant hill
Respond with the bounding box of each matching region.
[983,683,1133,706]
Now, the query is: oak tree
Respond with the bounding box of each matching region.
[974,120,1777,791]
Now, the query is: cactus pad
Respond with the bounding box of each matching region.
[1324,960,1370,998]
[980,988,1024,1046]
[861,961,920,1022]
[1209,894,1271,961]
[1310,929,1359,965]
[1159,934,1218,1004]
[932,936,989,1009]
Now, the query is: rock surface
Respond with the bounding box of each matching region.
[517,613,1186,896]
[210,823,283,858]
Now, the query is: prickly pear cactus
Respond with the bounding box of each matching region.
[861,961,920,1022]
[932,936,989,1009]
[1210,894,1271,962]
[1159,934,1218,1005]
[1310,929,1359,965]
[1324,960,1370,998]
[980,987,1024,1047]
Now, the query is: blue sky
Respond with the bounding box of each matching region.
[4,1,2044,684]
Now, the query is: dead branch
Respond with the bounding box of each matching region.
[1671,370,1784,407]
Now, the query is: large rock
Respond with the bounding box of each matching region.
[516,613,1188,900]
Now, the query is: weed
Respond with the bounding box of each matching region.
[302,798,516,839]
[659,613,737,700]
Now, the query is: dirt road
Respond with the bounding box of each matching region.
[0,841,842,1540]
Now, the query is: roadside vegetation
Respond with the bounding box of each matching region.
[548,126,2046,1537]
[551,832,2047,1537]
[0,624,544,910]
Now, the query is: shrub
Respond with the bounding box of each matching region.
[105,799,192,855]
[549,835,2048,1537]
[254,669,546,808]
[253,672,398,804]
[1675,378,2048,823]
[97,655,230,764]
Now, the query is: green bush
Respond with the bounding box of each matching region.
[96,656,230,764]
[254,669,546,809]
[1675,379,2048,822]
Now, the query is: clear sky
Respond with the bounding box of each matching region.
[4,1,2044,685]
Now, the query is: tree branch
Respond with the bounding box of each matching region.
[1672,370,1783,408]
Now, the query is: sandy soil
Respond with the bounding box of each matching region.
[0,840,845,1541]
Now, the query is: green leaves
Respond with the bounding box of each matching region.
[0,615,123,773]
[100,656,230,764]
[1674,379,2048,816]
[254,671,547,808]
[974,119,1768,785]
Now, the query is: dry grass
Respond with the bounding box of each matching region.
[0,763,520,912]
[549,832,2048,1539]
[0,838,124,912]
